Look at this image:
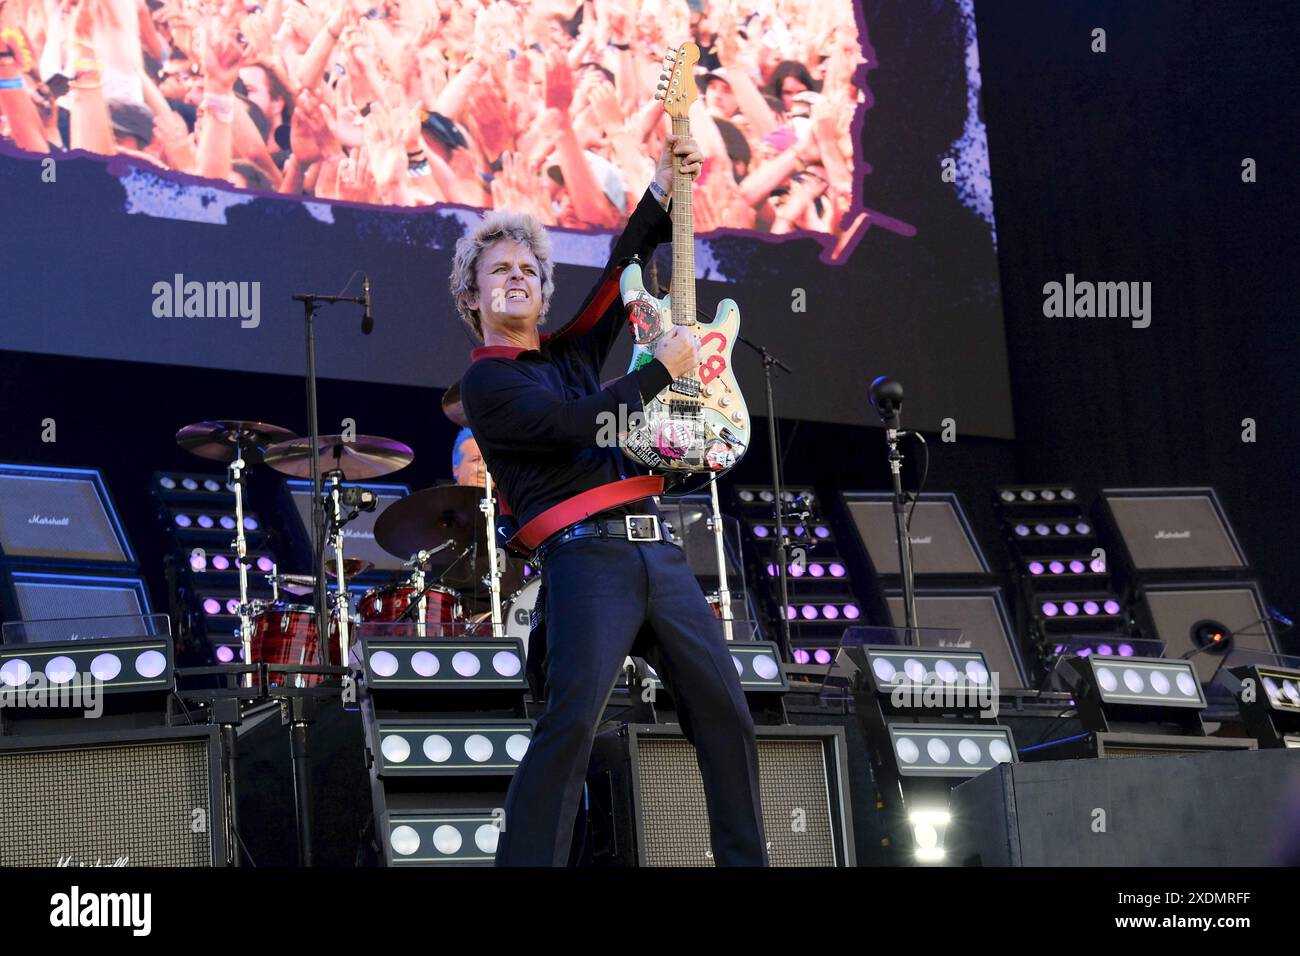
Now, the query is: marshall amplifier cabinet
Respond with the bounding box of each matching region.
[1099,487,1249,579]
[0,725,225,866]
[0,571,152,641]
[840,491,993,583]
[1137,580,1279,686]
[0,464,135,569]
[280,479,410,576]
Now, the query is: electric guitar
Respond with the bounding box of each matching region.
[619,41,750,491]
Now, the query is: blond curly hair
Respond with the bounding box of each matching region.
[449,209,556,341]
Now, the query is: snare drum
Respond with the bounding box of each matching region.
[358,583,461,627]
[249,602,341,687]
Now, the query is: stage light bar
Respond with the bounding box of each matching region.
[887,724,1016,778]
[0,635,173,696]
[1048,635,1164,660]
[1010,518,1095,541]
[728,641,787,691]
[359,637,528,691]
[186,549,276,575]
[767,560,848,579]
[371,718,534,777]
[858,646,995,697]
[1069,654,1206,709]
[1024,554,1107,579]
[1229,664,1300,748]
[996,485,1080,506]
[167,506,262,534]
[783,602,861,622]
[152,471,234,500]
[382,810,502,866]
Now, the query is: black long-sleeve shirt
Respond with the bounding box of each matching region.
[460,187,676,528]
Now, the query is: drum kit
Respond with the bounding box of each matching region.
[173,384,535,686]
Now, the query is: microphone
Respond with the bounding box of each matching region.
[361,275,374,335]
[869,375,903,429]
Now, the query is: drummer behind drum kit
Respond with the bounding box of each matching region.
[172,390,536,685]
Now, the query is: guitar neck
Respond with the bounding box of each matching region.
[670,113,696,329]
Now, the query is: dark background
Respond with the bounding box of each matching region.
[0,0,1294,625]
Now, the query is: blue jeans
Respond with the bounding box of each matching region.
[494,536,768,866]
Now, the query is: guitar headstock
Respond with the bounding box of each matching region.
[654,42,700,119]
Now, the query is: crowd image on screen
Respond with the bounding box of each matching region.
[0,0,868,236]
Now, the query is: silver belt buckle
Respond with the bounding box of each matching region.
[624,514,661,542]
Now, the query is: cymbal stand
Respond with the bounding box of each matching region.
[481,472,504,637]
[229,442,254,687]
[324,469,353,672]
[708,476,735,642]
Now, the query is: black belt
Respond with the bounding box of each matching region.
[533,513,663,564]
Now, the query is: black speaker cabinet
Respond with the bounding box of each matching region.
[0,725,225,866]
[841,491,991,581]
[583,723,854,866]
[883,587,1029,689]
[1138,581,1278,685]
[1100,487,1248,577]
[950,747,1296,866]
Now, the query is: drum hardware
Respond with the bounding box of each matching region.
[176,420,299,687]
[707,477,735,642]
[481,471,504,637]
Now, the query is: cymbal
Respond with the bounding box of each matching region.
[375,485,485,559]
[375,485,526,591]
[176,420,298,463]
[263,435,414,480]
[273,558,374,595]
[441,382,469,428]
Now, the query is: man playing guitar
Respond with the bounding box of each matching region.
[452,130,768,866]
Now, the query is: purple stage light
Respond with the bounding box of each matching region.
[219,515,236,530]
[1028,561,1045,575]
[843,604,860,620]
[1054,523,1070,535]
[1034,524,1050,536]
[1075,522,1091,534]
[1069,560,1086,574]
[256,556,273,572]
[1078,647,1092,657]
[801,605,818,620]
[1053,644,1065,655]
[766,563,777,576]
[1091,557,1106,573]
[197,514,215,529]
[211,555,230,570]
[243,517,259,531]
[1042,602,1059,617]
[1118,643,1134,656]
[1063,601,1079,616]
[225,599,240,615]
[202,598,221,615]
[1097,643,1113,656]
[813,649,832,665]
[814,526,831,539]
[829,563,846,577]
[809,563,825,577]
[189,553,207,571]
[789,563,805,577]
[1014,524,1030,537]
[792,648,810,664]
[1049,561,1065,575]
[1083,600,1100,615]
[785,606,796,621]
[174,514,193,528]
[822,605,840,620]
[1103,600,1121,615]
[752,525,769,538]
[215,645,234,663]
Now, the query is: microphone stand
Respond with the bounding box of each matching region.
[870,378,918,641]
[288,289,365,868]
[290,291,367,661]
[737,334,794,660]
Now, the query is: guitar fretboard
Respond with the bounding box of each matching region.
[670,113,696,332]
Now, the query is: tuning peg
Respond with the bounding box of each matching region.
[654,92,664,101]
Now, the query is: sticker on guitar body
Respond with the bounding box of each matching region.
[698,330,728,384]
[625,294,663,345]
